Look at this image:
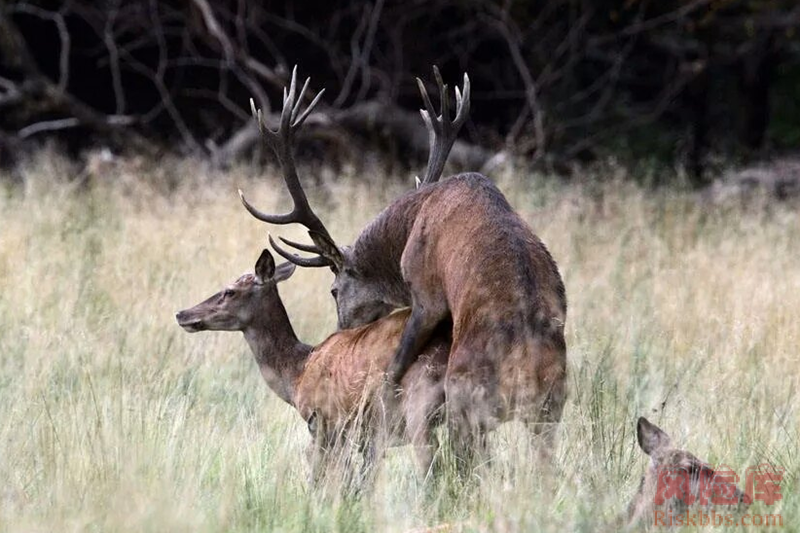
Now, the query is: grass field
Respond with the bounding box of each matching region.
[0,152,797,532]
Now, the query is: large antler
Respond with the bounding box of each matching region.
[239,67,343,270]
[416,66,471,186]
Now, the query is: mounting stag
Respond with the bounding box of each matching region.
[176,249,450,483]
[240,67,567,465]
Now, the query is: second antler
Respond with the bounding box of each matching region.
[416,66,471,186]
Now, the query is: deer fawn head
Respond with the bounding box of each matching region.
[176,250,295,333]
[627,417,751,526]
[238,66,469,329]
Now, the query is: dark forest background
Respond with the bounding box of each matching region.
[1,0,799,187]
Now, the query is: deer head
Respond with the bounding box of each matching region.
[627,417,751,526]
[239,67,470,329]
[175,249,296,333]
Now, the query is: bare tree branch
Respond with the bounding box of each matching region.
[0,4,153,152]
[484,11,546,159]
[191,0,234,64]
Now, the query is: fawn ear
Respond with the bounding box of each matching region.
[274,262,296,283]
[637,417,671,456]
[255,249,276,282]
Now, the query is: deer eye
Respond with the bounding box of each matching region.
[223,289,235,298]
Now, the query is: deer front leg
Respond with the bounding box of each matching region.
[409,423,442,481]
[305,413,337,488]
[404,377,445,480]
[350,435,379,494]
[305,439,331,488]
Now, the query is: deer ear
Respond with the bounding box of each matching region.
[274,262,296,283]
[637,417,671,456]
[308,230,344,273]
[255,249,276,282]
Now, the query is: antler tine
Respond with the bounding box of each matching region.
[291,76,310,123]
[433,66,450,124]
[417,77,438,130]
[239,66,339,255]
[277,235,322,255]
[417,66,472,185]
[239,188,296,225]
[453,73,470,126]
[269,234,332,268]
[280,66,298,131]
[249,99,265,134]
[293,89,325,128]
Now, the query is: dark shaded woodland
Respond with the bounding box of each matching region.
[1,0,799,185]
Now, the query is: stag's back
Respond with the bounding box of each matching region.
[423,173,565,324]
[391,173,567,421]
[352,172,566,327]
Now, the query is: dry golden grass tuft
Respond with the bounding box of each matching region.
[0,151,797,532]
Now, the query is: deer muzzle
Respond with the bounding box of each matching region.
[175,309,206,332]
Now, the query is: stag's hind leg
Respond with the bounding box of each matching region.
[443,346,501,478]
[405,385,446,480]
[521,345,567,466]
[444,421,489,480]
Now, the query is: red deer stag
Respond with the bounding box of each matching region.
[239,67,567,465]
[176,249,450,482]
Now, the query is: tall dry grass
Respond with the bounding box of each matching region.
[0,151,797,532]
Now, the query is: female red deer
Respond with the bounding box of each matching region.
[626,417,751,527]
[176,249,450,483]
[240,68,567,466]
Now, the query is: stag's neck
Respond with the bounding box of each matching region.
[242,300,311,406]
[351,186,433,302]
